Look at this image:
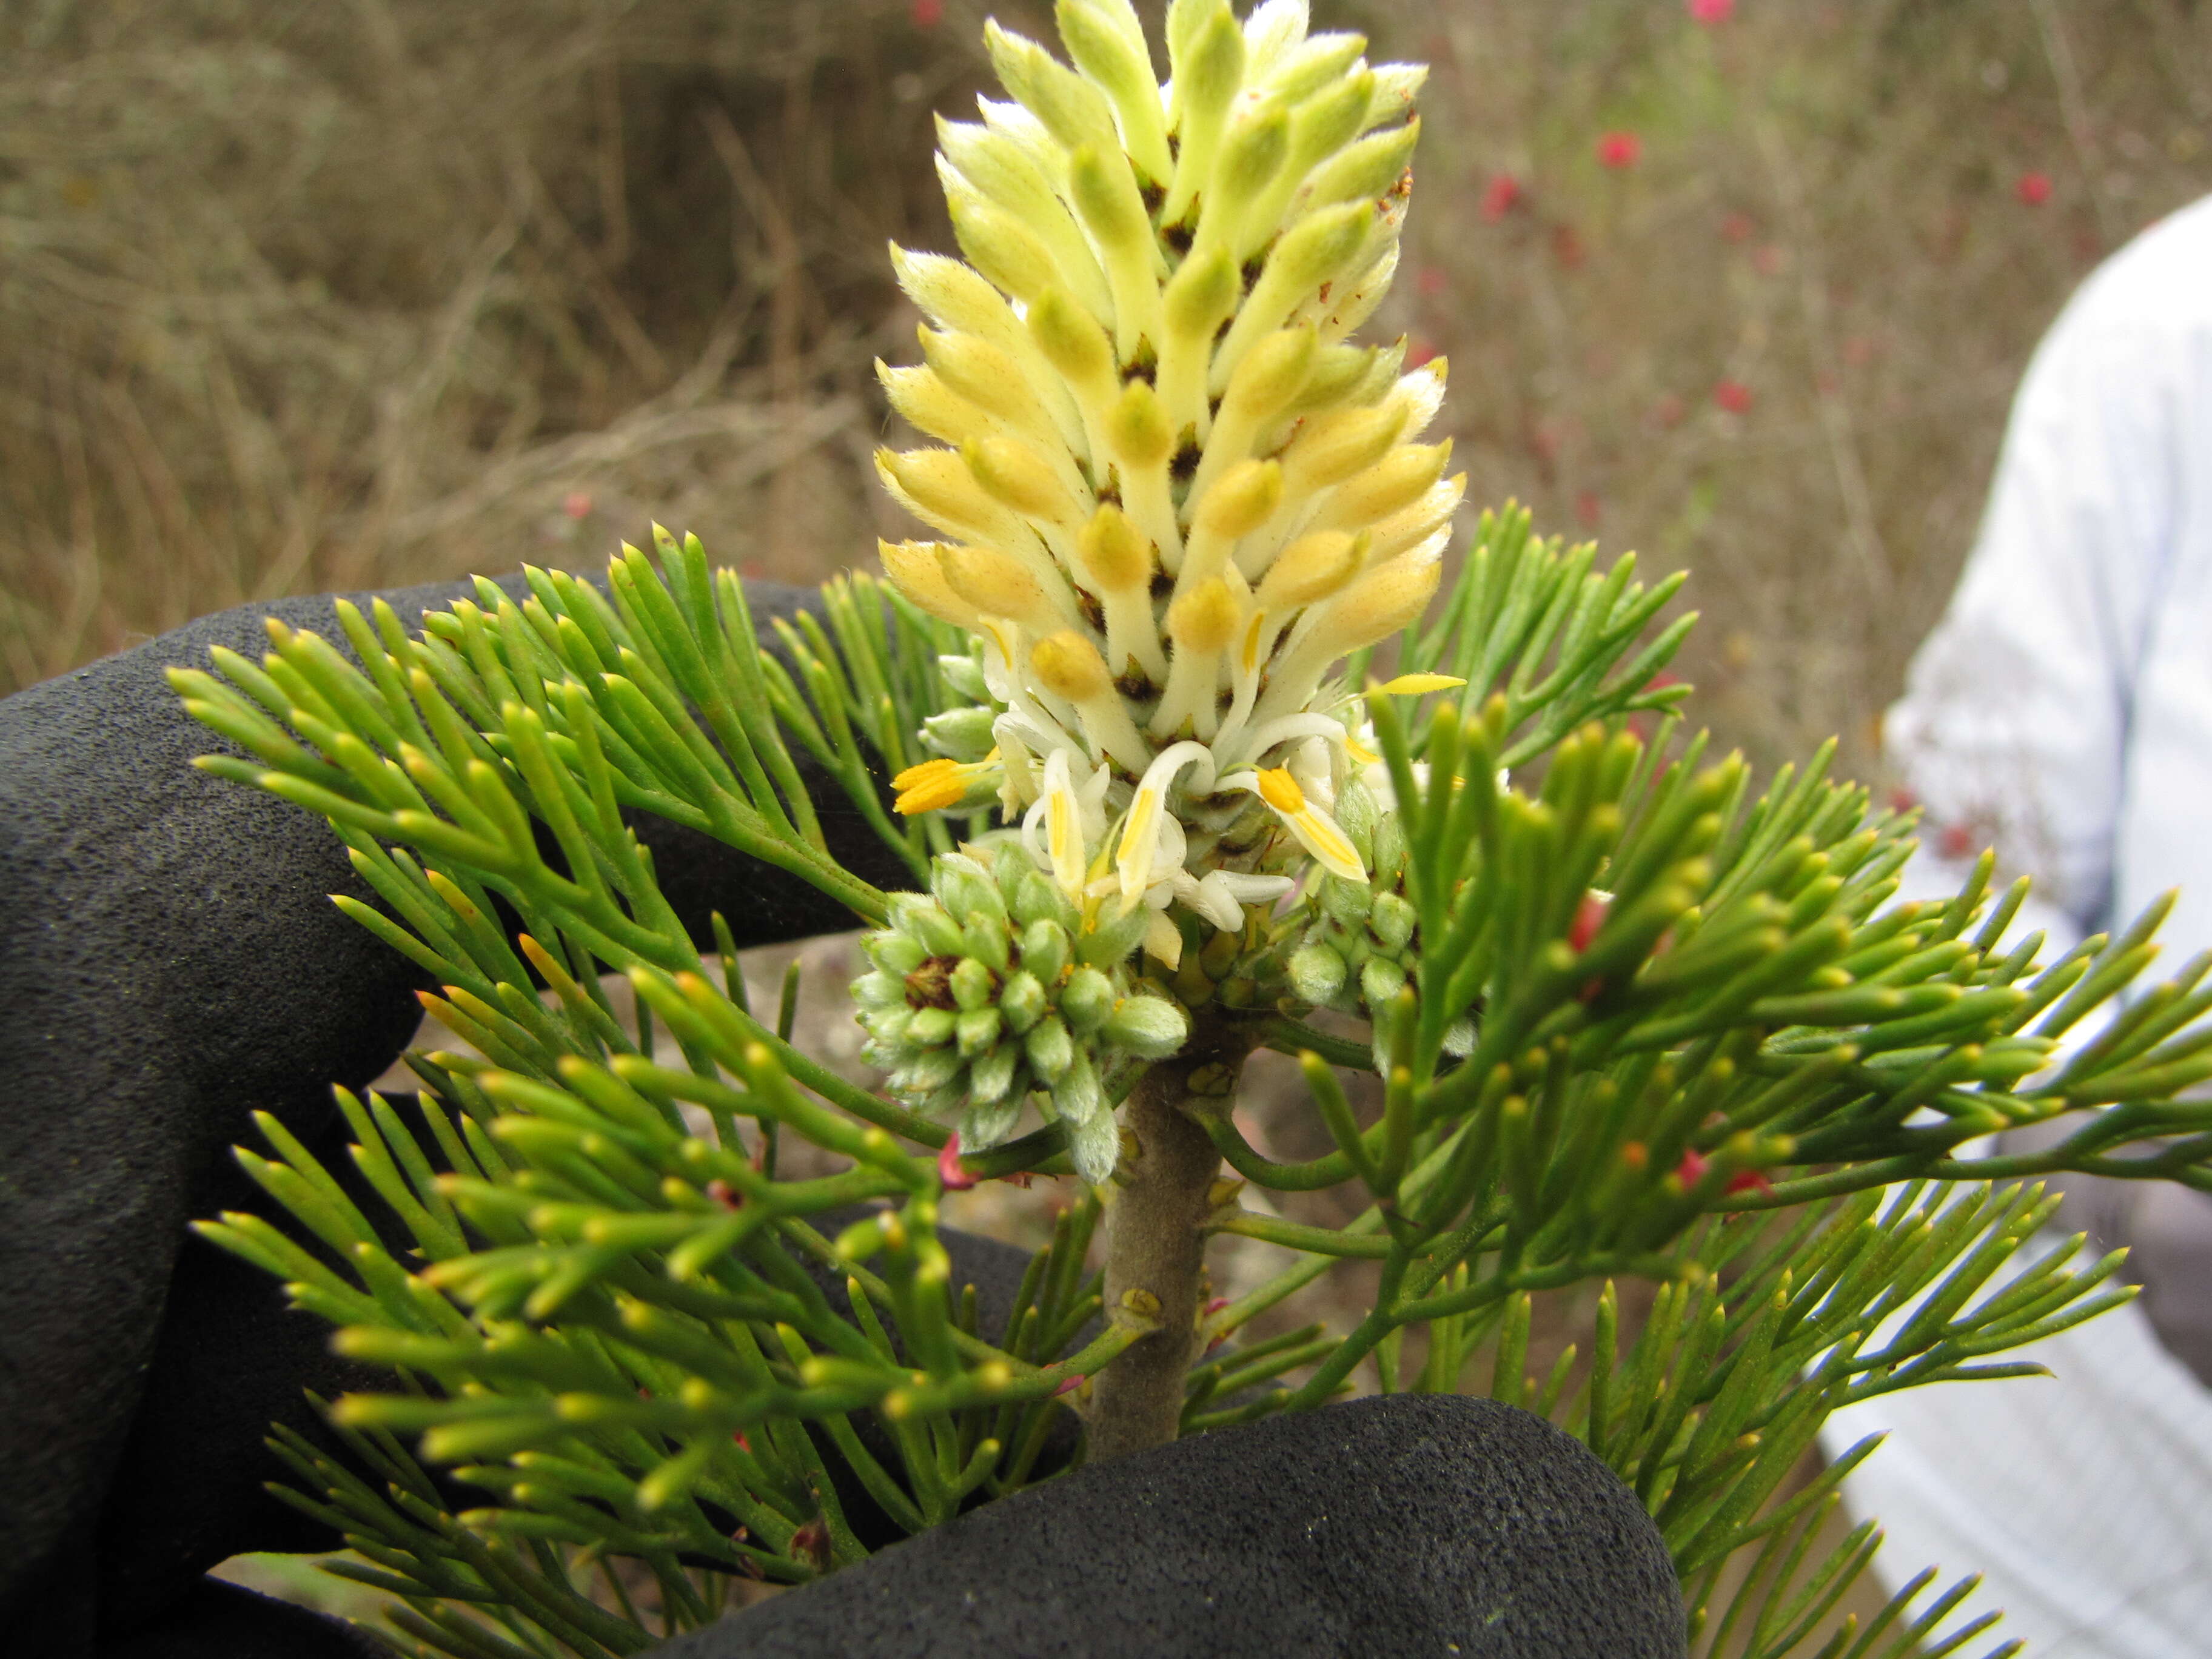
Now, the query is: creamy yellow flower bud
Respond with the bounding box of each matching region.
[1054,0,1172,185]
[1203,104,1289,245]
[948,192,1062,304]
[878,448,1026,544]
[877,362,986,449]
[1162,2,1244,223]
[1193,458,1282,541]
[921,328,1048,437]
[964,435,1078,522]
[1284,401,1409,490]
[1365,473,1467,563]
[1221,324,1317,426]
[1168,577,1241,654]
[1030,629,1113,702]
[985,20,1121,157]
[1076,503,1152,594]
[1106,380,1175,468]
[1256,529,1363,611]
[937,126,1114,324]
[1211,201,1375,393]
[877,538,983,628]
[1028,286,1114,387]
[1162,247,1239,347]
[939,544,1065,631]
[1069,144,1150,262]
[1301,118,1422,212]
[1070,144,1165,357]
[1158,245,1240,435]
[1318,439,1452,531]
[1315,547,1444,655]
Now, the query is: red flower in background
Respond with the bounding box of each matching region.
[1712,378,1754,414]
[1416,264,1449,297]
[1406,335,1440,367]
[1720,210,1755,243]
[1597,131,1643,170]
[561,491,594,521]
[1575,490,1601,528]
[1480,172,1523,221]
[1687,0,1735,21]
[2016,170,2053,206]
[911,0,944,26]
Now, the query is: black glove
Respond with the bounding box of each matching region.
[0,581,1683,1657]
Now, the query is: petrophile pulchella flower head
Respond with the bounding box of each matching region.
[874,0,1459,1035]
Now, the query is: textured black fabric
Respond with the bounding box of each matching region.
[0,577,897,1649]
[93,1577,384,1659]
[650,1393,1686,1659]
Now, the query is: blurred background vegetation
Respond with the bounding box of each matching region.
[4,0,2209,779]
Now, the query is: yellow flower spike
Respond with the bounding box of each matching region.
[1030,629,1113,703]
[1185,324,1316,508]
[1373,674,1470,697]
[1180,457,1283,593]
[876,447,1028,547]
[877,539,984,629]
[1252,547,1447,732]
[1316,440,1454,534]
[1167,578,1241,655]
[938,544,1071,635]
[1281,401,1410,493]
[919,327,1068,452]
[1076,503,1151,594]
[1078,503,1170,689]
[1068,144,1165,360]
[1148,575,1242,742]
[1252,766,1366,882]
[1031,630,1152,773]
[1255,529,1364,611]
[963,434,1081,525]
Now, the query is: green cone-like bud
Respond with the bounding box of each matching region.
[1061,965,1116,1034]
[939,654,990,700]
[857,853,1195,1164]
[923,705,998,762]
[1026,1014,1075,1082]
[999,968,1048,1034]
[1287,940,1349,1007]
[1370,890,1416,953]
[1102,994,1189,1059]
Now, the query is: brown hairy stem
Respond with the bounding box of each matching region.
[1088,1015,1247,1461]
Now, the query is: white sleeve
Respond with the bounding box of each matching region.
[1884,286,2180,939]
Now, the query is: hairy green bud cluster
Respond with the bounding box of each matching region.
[855,843,1188,1182]
[1282,776,1445,1028]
